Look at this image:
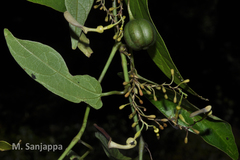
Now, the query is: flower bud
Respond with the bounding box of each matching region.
[184,137,188,144]
[146,90,151,95]
[119,103,129,110]
[129,111,136,119]
[162,86,166,93]
[182,79,190,83]
[105,15,109,22]
[192,129,200,134]
[154,95,157,101]
[160,118,169,122]
[163,123,167,127]
[159,124,164,130]
[133,88,138,94]
[123,81,128,85]
[176,105,181,111]
[171,69,174,76]
[109,7,116,11]
[134,131,141,139]
[94,5,100,9]
[131,122,138,128]
[173,95,177,103]
[154,127,159,133]
[124,91,130,98]
[164,94,168,99]
[156,85,161,90]
[146,115,156,119]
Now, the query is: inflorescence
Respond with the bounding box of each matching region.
[119,47,212,144]
[93,0,213,146]
[94,0,125,41]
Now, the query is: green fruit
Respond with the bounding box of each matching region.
[123,18,157,51]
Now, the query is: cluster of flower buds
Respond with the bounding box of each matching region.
[118,49,213,143]
[119,64,176,139]
[94,0,125,41]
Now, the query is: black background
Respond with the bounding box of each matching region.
[1,0,239,160]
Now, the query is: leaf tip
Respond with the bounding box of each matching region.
[3,28,10,37]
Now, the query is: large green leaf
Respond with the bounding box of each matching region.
[4,29,102,109]
[95,132,132,160]
[123,1,239,159]
[65,0,94,50]
[124,0,204,99]
[27,0,66,12]
[144,88,239,160]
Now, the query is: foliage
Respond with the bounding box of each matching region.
[0,141,12,151]
[4,29,102,109]
[3,0,239,160]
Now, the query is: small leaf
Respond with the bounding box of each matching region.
[65,0,94,50]
[4,29,102,109]
[144,88,239,160]
[125,0,205,100]
[78,33,93,58]
[0,141,12,151]
[95,132,132,160]
[27,0,66,12]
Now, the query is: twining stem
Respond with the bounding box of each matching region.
[58,41,121,160]
[120,53,130,82]
[59,1,137,159]
[58,106,90,160]
[120,53,138,127]
[98,42,121,82]
[116,2,144,158]
[120,52,144,160]
[138,136,145,160]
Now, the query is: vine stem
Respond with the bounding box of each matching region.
[120,53,144,160]
[98,42,122,82]
[117,1,144,158]
[58,1,139,159]
[58,42,121,160]
[59,1,122,159]
[58,106,90,160]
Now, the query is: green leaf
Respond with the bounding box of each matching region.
[27,0,66,12]
[4,29,102,109]
[125,0,206,100]
[95,132,132,160]
[144,88,239,160]
[0,141,12,151]
[65,0,94,50]
[78,33,93,58]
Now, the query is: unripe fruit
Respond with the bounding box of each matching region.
[123,18,157,51]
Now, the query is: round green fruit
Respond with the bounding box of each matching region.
[123,18,157,51]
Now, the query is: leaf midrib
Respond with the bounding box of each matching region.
[11,36,100,97]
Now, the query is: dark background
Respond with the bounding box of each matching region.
[1,0,239,160]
